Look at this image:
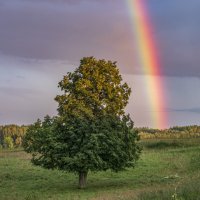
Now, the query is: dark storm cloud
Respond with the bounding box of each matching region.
[24,0,114,3]
[148,0,200,76]
[0,0,131,66]
[0,0,200,76]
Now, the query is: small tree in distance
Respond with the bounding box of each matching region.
[23,57,141,188]
[4,136,14,149]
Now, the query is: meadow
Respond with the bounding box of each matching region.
[0,138,200,200]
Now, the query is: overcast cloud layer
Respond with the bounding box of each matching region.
[0,0,200,76]
[0,0,200,128]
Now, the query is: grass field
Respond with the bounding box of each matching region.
[0,138,200,200]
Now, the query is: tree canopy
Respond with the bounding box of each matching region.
[55,57,131,118]
[23,57,141,188]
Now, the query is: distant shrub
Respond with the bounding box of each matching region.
[3,136,14,149]
[144,141,181,149]
[140,132,200,139]
[15,137,22,147]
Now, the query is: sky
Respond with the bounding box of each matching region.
[0,0,200,128]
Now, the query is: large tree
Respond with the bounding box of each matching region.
[23,57,141,188]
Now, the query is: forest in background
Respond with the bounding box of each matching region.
[0,124,200,149]
[0,125,28,148]
[135,125,200,139]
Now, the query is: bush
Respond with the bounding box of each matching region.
[145,140,181,149]
[15,137,22,147]
[3,136,14,149]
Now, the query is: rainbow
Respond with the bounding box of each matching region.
[126,0,167,129]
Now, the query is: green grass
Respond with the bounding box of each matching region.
[0,138,200,200]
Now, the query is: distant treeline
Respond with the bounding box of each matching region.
[0,124,200,149]
[0,125,28,148]
[136,125,200,139]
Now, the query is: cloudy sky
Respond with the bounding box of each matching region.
[0,0,200,128]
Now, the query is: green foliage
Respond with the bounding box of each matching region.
[24,115,140,172]
[140,138,200,151]
[23,116,57,168]
[144,140,181,149]
[3,136,14,149]
[23,57,141,188]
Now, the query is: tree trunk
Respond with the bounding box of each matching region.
[78,171,88,189]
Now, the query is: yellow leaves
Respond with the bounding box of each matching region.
[55,57,131,118]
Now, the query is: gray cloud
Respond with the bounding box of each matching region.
[0,86,40,97]
[148,0,200,76]
[170,108,200,114]
[16,75,25,79]
[124,75,200,128]
[0,54,76,80]
[0,0,129,61]
[0,1,142,76]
